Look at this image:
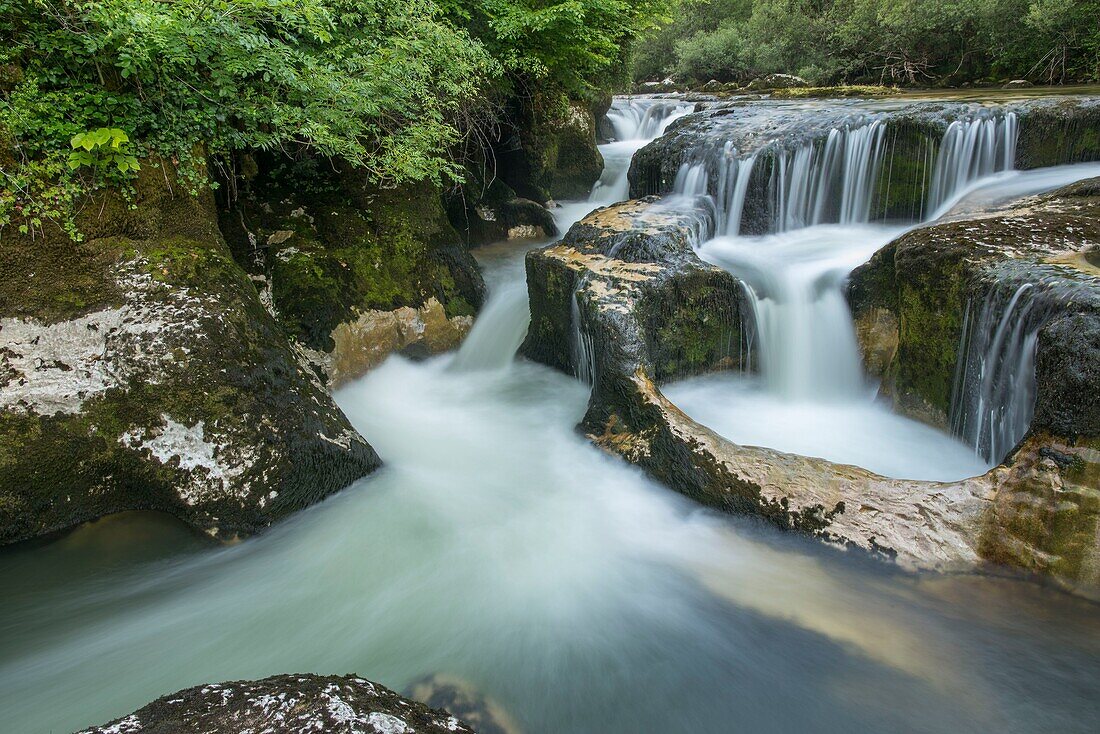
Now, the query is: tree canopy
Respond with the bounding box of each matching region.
[635,0,1100,86]
[0,0,666,236]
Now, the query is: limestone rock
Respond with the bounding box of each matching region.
[221,156,485,386]
[629,96,1100,223]
[0,165,379,545]
[746,74,808,91]
[524,197,1100,598]
[78,674,475,734]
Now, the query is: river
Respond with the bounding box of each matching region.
[1,97,1099,734]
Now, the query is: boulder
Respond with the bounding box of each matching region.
[847,179,1100,593]
[524,197,1100,598]
[0,163,380,545]
[699,80,724,93]
[494,93,604,203]
[1003,79,1034,88]
[848,178,1100,433]
[78,674,474,734]
[746,74,808,91]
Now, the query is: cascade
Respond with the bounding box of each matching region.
[948,277,1071,464]
[928,113,1018,215]
[572,98,691,384]
[672,106,1061,478]
[672,111,1020,236]
[591,98,693,206]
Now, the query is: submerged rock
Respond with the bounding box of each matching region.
[78,674,475,734]
[406,674,522,734]
[0,164,379,545]
[524,197,1100,598]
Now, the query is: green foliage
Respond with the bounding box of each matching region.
[635,0,1100,85]
[69,127,140,175]
[442,0,672,98]
[0,0,665,236]
[0,0,497,235]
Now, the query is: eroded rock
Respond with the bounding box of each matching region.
[0,164,379,545]
[78,674,475,734]
[221,156,484,387]
[525,196,1100,598]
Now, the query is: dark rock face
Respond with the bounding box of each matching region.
[78,674,474,734]
[524,196,1100,598]
[220,156,484,385]
[0,165,380,545]
[1016,100,1100,169]
[849,178,1100,434]
[495,92,604,203]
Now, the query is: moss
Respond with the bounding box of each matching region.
[0,227,125,323]
[871,121,941,222]
[886,223,973,422]
[770,85,900,99]
[497,91,602,202]
[980,436,1100,588]
[226,158,484,353]
[639,270,745,382]
[1017,103,1100,169]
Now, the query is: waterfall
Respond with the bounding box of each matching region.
[928,113,1018,215]
[605,98,694,142]
[672,120,890,237]
[948,278,1070,465]
[670,110,1020,237]
[571,293,596,384]
[679,106,1037,471]
[451,281,531,371]
[590,98,693,206]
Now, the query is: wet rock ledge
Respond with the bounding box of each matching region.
[523,196,1100,598]
[849,178,1100,590]
[79,674,475,734]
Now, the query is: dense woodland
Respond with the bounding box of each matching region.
[634,0,1100,86]
[2,0,1099,239]
[0,0,666,236]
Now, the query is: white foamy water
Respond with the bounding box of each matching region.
[2,99,1099,734]
[663,106,1100,477]
[677,223,991,480]
[2,247,1098,734]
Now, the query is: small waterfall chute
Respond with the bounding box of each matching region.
[928,113,1018,216]
[948,277,1069,465]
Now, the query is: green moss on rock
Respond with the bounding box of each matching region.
[223,158,484,354]
[1,165,379,545]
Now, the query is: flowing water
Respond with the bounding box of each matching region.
[664,110,1100,476]
[2,97,1100,734]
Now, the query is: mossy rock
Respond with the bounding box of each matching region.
[221,156,484,355]
[0,167,379,545]
[495,91,603,203]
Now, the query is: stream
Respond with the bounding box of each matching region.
[2,97,1099,734]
